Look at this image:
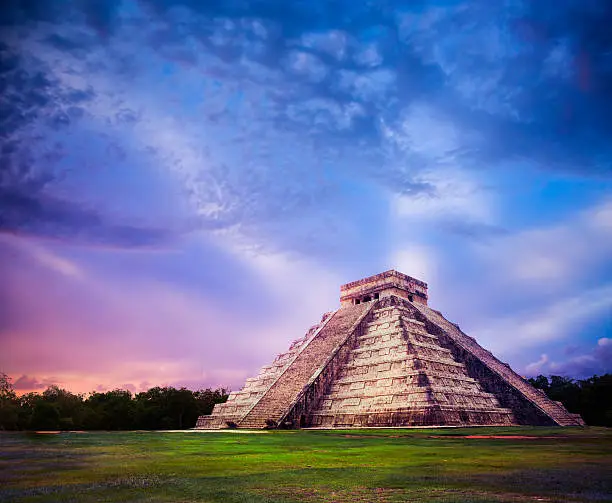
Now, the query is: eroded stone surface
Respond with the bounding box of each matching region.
[306,301,515,427]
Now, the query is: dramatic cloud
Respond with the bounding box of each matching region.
[525,354,550,376]
[13,375,57,391]
[1,0,611,392]
[524,337,612,378]
[475,199,612,297]
[548,337,612,377]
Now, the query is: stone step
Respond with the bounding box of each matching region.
[230,388,267,398]
[351,339,452,356]
[371,306,418,318]
[323,387,497,402]
[309,405,515,417]
[333,370,478,387]
[345,353,465,369]
[404,329,439,339]
[357,326,437,342]
[344,354,413,369]
[351,341,407,354]
[403,318,426,326]
[362,318,426,333]
[356,331,405,343]
[404,339,451,353]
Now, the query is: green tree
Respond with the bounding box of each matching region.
[578,374,612,427]
[85,390,135,430]
[167,388,198,429]
[194,388,229,417]
[30,401,61,430]
[528,373,612,426]
[134,387,199,429]
[547,375,581,414]
[41,386,87,429]
[18,392,40,429]
[527,375,550,392]
[1,380,230,430]
[0,373,19,430]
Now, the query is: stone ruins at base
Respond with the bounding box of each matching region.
[196,270,584,429]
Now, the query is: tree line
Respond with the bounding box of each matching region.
[0,373,229,431]
[526,373,611,427]
[1,373,610,430]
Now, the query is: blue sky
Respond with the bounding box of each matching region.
[1,0,611,393]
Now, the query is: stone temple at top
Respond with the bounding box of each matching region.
[196,270,583,429]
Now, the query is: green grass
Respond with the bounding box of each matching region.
[1,427,611,502]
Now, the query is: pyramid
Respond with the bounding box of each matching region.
[196,271,584,429]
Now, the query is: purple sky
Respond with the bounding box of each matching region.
[1,0,611,394]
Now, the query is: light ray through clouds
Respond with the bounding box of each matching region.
[1,0,611,393]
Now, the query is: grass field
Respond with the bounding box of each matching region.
[1,427,611,503]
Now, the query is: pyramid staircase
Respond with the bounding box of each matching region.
[195,311,335,428]
[239,302,372,428]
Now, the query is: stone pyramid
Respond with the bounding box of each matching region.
[196,271,583,429]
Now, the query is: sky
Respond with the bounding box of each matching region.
[1,0,611,395]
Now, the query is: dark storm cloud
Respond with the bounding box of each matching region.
[0,38,176,249]
[550,338,612,378]
[0,187,174,248]
[0,42,95,160]
[0,0,123,36]
[1,0,611,257]
[139,0,612,179]
[397,0,612,176]
[80,0,122,37]
[0,0,66,26]
[0,44,55,137]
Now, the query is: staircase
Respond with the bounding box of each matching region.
[413,304,584,426]
[239,303,371,428]
[195,313,334,429]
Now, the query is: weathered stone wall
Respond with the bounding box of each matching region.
[411,303,584,426]
[428,329,555,425]
[340,270,428,306]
